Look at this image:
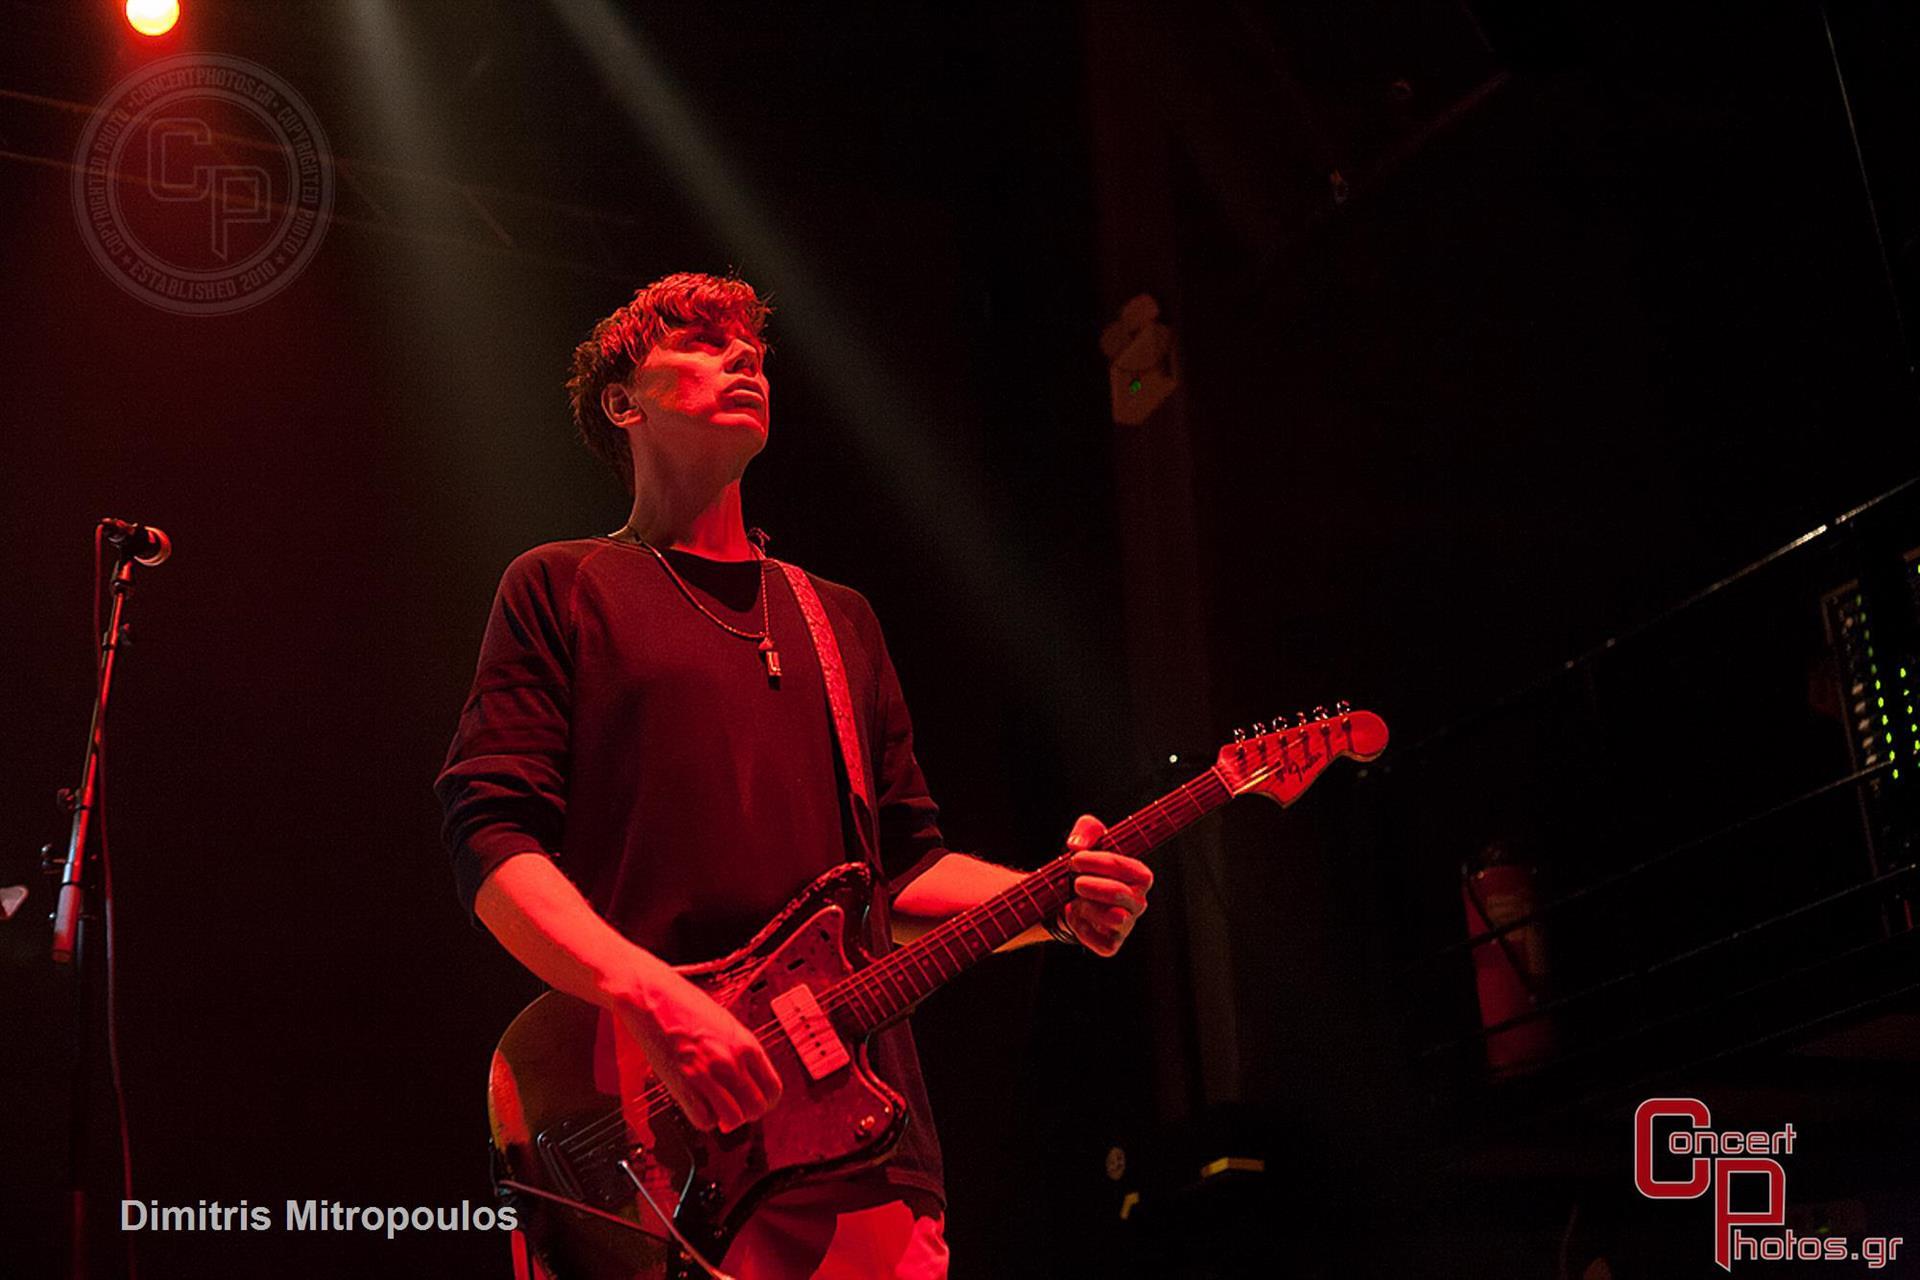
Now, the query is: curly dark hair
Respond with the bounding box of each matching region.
[565,272,772,493]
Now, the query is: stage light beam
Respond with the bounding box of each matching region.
[546,0,1113,744]
[125,0,180,38]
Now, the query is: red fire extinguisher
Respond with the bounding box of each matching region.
[1461,841,1553,1076]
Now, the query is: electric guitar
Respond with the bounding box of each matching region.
[487,706,1388,1279]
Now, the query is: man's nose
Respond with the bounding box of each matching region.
[724,342,762,376]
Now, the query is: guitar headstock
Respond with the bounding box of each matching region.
[1213,702,1389,806]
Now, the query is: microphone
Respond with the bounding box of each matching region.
[100,518,173,566]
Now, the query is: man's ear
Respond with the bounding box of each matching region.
[602,380,645,430]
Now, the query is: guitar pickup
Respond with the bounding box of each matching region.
[769,983,850,1082]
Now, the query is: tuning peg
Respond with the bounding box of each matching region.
[1231,727,1246,742]
[1294,712,1308,728]
[1335,699,1351,715]
[1251,721,1266,736]
[1312,705,1328,721]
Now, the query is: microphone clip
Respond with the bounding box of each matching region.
[99,518,173,566]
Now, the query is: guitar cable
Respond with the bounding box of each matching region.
[618,1160,737,1280]
[494,1174,737,1280]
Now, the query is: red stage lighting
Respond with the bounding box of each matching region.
[125,0,180,38]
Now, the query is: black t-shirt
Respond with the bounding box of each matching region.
[435,537,947,1203]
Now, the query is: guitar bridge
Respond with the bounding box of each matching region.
[769,983,850,1081]
[535,1126,589,1201]
[535,1122,657,1214]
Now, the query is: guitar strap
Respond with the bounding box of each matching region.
[770,559,879,864]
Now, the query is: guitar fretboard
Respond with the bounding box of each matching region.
[826,766,1235,1034]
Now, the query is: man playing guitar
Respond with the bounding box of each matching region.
[436,273,1154,1278]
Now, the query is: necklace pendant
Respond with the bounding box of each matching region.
[760,637,782,681]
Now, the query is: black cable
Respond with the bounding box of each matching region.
[99,744,136,1280]
[1820,3,1916,387]
[92,523,138,1280]
[1410,757,1895,969]
[1417,862,1918,1056]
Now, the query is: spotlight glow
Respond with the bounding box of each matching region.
[126,0,180,37]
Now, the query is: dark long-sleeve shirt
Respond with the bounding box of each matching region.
[435,537,948,1201]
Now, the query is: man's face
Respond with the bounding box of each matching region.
[628,320,770,457]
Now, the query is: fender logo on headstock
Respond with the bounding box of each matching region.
[1214,704,1387,807]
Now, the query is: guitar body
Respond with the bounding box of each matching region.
[487,708,1390,1278]
[489,862,908,1280]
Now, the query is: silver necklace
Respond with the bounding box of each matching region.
[612,527,782,681]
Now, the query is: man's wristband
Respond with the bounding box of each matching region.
[1046,906,1079,947]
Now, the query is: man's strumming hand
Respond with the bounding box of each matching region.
[602,961,784,1134]
[1061,814,1152,957]
[474,855,781,1132]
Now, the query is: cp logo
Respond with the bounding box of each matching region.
[1635,1098,1785,1271]
[147,118,272,261]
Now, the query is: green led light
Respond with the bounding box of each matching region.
[1128,378,1142,393]
[1880,696,1888,707]
[1876,679,1884,690]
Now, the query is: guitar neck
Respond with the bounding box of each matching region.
[828,766,1235,1035]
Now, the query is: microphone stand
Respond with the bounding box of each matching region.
[49,547,143,1280]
